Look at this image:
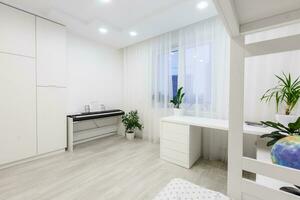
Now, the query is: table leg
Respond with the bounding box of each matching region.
[67,117,74,152]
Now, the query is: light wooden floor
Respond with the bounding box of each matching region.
[0,135,227,200]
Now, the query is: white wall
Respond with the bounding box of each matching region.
[245,51,300,122]
[67,33,123,114]
[245,24,300,122]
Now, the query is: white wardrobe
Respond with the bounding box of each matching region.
[0,4,67,166]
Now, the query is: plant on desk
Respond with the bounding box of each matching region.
[122,110,143,140]
[261,72,300,126]
[170,87,185,116]
[261,118,300,195]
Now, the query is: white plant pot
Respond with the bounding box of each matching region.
[275,114,298,126]
[126,132,135,140]
[174,108,184,116]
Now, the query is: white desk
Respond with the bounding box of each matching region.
[161,116,272,136]
[160,116,273,168]
[160,116,291,191]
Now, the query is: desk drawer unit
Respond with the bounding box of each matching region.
[160,122,202,168]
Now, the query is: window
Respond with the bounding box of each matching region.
[170,50,179,98]
[169,44,212,110]
[184,43,212,110]
[151,48,175,106]
[152,43,212,111]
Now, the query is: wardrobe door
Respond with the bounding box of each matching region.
[0,4,35,57]
[36,17,66,87]
[37,87,67,154]
[0,53,36,165]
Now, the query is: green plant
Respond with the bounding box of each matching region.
[170,87,185,109]
[261,117,300,146]
[121,110,143,133]
[261,72,300,115]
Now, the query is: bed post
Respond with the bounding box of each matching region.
[227,36,245,200]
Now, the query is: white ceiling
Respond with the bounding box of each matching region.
[1,0,217,48]
[234,0,300,24]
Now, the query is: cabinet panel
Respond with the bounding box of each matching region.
[160,148,189,168]
[37,87,67,154]
[0,53,36,165]
[36,17,66,87]
[0,4,35,57]
[161,139,188,153]
[161,122,189,144]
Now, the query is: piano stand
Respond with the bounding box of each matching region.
[67,109,125,152]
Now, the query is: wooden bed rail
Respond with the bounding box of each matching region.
[242,157,300,186]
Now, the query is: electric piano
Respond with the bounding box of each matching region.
[67,109,125,151]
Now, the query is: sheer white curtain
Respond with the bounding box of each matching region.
[123,17,230,159]
[146,33,175,142]
[123,34,174,143]
[123,41,153,140]
[178,17,229,118]
[178,17,230,161]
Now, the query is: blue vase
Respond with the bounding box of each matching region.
[271,136,300,170]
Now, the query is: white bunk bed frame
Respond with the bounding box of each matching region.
[213,1,300,200]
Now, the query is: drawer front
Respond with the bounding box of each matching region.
[160,147,189,167]
[161,122,189,144]
[161,139,188,153]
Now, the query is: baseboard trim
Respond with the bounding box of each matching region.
[0,149,66,170]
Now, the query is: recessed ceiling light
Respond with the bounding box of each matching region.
[100,0,111,3]
[98,28,108,34]
[129,31,138,37]
[197,1,208,10]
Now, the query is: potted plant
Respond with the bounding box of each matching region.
[121,110,143,140]
[170,87,185,116]
[261,118,300,194]
[261,118,300,169]
[261,72,300,126]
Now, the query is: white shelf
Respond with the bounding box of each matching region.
[245,33,300,57]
